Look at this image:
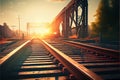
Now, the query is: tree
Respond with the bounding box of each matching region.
[90,0,119,41]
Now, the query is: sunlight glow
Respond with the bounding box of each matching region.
[35,27,50,35]
[27,22,52,38]
[31,27,51,38]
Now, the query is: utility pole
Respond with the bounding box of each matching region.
[18,15,20,37]
[27,23,29,37]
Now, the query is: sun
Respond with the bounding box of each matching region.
[30,27,51,38]
[34,27,50,35]
[28,22,52,38]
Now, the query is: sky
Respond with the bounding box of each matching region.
[0,0,100,31]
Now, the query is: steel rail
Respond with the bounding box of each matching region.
[62,40,120,60]
[41,40,103,80]
[0,40,31,65]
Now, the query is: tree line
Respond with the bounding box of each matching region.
[90,0,119,42]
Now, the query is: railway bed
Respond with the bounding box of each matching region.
[45,39,120,80]
[0,38,119,80]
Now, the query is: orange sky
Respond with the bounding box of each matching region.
[0,0,100,31]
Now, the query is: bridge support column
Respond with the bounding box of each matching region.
[62,10,70,38]
[76,0,88,38]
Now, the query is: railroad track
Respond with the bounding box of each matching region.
[0,40,17,52]
[45,39,120,80]
[0,38,119,80]
[0,39,68,80]
[0,40,27,59]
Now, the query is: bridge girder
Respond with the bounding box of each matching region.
[51,0,88,38]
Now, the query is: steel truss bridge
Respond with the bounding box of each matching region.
[51,0,88,38]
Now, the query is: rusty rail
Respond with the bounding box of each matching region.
[63,40,120,60]
[41,40,103,80]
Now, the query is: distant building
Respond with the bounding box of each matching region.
[0,23,14,39]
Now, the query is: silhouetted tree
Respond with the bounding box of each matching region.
[90,0,119,41]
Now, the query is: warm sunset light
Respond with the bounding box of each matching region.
[27,22,52,38]
[1,0,119,79]
[0,0,71,31]
[31,28,51,38]
[33,27,50,35]
[0,0,100,31]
